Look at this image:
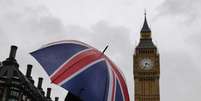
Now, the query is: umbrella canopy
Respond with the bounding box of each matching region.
[30,40,130,101]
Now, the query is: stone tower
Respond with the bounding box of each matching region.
[133,13,160,101]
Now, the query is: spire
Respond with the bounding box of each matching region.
[141,11,151,33]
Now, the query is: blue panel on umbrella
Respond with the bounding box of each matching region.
[31,43,88,75]
[61,60,109,101]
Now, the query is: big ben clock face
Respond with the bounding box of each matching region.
[140,58,153,70]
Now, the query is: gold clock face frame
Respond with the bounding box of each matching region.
[139,58,153,70]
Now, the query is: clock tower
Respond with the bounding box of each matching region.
[133,13,160,101]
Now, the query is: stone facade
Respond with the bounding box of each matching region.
[0,46,59,101]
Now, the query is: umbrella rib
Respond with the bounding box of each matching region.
[100,45,109,57]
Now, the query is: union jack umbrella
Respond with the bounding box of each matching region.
[30,40,130,101]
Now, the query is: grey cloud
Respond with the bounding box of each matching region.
[183,19,201,52]
[156,0,201,55]
[185,31,201,58]
[0,0,66,49]
[157,0,201,23]
[161,51,201,101]
[27,16,65,35]
[155,1,201,101]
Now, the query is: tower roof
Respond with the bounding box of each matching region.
[136,39,156,49]
[141,12,151,33]
[136,12,157,49]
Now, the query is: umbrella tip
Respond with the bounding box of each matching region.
[102,45,109,54]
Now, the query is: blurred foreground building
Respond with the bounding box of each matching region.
[0,46,59,101]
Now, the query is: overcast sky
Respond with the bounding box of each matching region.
[0,0,201,100]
